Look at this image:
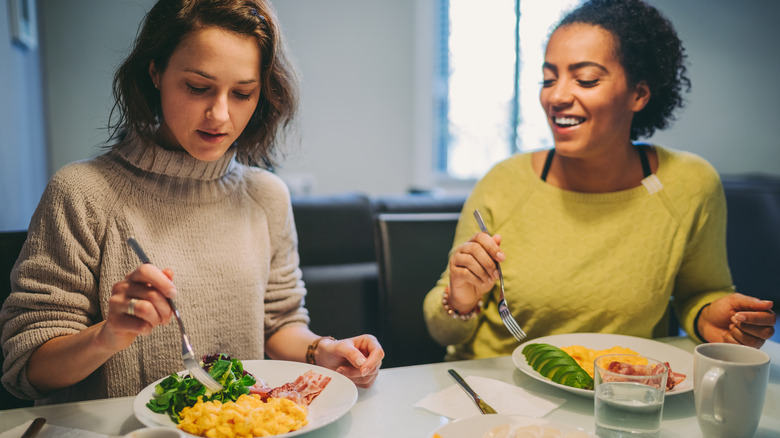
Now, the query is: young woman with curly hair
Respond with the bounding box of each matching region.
[424,0,775,361]
[1,0,383,404]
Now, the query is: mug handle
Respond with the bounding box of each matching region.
[699,367,725,423]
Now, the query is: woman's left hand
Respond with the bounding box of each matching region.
[314,335,384,388]
[698,293,776,347]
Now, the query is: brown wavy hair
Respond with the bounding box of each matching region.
[108,0,299,168]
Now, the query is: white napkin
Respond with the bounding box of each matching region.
[414,375,566,420]
[0,419,114,438]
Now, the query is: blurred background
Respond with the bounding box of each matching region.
[1,0,779,231]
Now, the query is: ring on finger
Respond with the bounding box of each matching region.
[127,298,139,316]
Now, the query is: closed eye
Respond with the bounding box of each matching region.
[187,83,208,95]
[578,79,598,88]
[234,91,252,101]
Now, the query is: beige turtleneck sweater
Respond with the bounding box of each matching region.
[0,138,309,404]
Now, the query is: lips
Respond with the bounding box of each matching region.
[197,130,228,143]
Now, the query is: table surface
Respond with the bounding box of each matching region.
[1,337,778,438]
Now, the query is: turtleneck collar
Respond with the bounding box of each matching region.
[114,135,237,181]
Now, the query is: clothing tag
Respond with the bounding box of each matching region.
[641,174,663,194]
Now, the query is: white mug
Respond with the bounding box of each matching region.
[694,343,770,438]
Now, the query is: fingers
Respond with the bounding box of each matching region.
[109,264,178,330]
[125,263,177,299]
[333,336,384,388]
[730,310,776,344]
[450,233,505,286]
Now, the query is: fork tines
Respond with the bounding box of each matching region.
[499,304,527,341]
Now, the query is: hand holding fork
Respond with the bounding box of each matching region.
[472,210,527,342]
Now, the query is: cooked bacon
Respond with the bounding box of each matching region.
[291,370,332,405]
[248,369,331,406]
[604,361,686,391]
[665,362,687,390]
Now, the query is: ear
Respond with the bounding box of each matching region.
[149,61,160,90]
[630,80,651,112]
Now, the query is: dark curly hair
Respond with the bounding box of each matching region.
[555,0,691,139]
[108,0,299,168]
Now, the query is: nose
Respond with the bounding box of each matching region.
[543,80,574,110]
[206,94,229,122]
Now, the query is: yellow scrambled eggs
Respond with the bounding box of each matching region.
[177,394,308,438]
[560,345,647,377]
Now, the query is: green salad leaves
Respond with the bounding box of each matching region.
[146,354,257,422]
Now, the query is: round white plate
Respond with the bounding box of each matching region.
[511,333,693,398]
[134,360,357,437]
[428,414,594,438]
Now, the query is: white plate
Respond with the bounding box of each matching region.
[428,414,595,438]
[511,333,693,398]
[134,360,357,437]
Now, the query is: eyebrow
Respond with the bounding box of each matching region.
[542,61,609,74]
[184,68,259,85]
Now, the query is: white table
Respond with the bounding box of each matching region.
[1,337,778,437]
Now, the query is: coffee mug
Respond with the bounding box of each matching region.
[694,343,770,438]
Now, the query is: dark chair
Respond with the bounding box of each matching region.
[721,175,780,342]
[291,193,381,339]
[0,230,34,410]
[374,213,460,368]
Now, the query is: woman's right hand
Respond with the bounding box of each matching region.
[447,231,505,314]
[101,264,178,352]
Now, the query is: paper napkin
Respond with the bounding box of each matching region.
[414,375,566,420]
[0,419,114,438]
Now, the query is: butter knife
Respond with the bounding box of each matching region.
[21,417,46,438]
[448,369,498,415]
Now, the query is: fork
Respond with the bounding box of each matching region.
[472,210,527,342]
[126,237,223,392]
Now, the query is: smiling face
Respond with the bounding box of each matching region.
[150,26,261,162]
[540,24,649,160]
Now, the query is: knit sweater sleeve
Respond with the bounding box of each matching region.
[251,171,310,339]
[665,153,734,341]
[0,161,110,399]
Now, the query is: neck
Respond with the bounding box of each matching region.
[547,144,643,193]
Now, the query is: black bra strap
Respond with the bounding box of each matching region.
[541,145,651,182]
[637,144,652,178]
[540,148,555,182]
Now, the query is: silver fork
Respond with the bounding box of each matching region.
[472,210,527,342]
[127,237,223,392]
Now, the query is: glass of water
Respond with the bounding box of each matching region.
[594,354,668,437]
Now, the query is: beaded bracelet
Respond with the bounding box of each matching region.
[306,336,336,365]
[442,286,482,320]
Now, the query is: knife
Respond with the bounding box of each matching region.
[448,369,498,415]
[21,417,46,438]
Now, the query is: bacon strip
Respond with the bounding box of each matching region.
[604,361,686,391]
[248,369,331,406]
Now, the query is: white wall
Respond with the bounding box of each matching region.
[648,0,780,175]
[37,0,780,200]
[0,0,48,231]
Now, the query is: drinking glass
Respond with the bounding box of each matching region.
[594,354,668,438]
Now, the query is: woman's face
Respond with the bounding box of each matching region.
[540,24,649,159]
[150,27,261,162]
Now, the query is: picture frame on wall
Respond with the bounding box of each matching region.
[9,0,38,49]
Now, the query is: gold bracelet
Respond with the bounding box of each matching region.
[306,336,335,365]
[442,286,482,320]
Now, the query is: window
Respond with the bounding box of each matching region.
[435,0,582,180]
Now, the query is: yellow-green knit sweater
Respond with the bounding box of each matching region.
[423,146,734,361]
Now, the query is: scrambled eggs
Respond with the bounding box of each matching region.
[560,345,646,377]
[177,394,308,437]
